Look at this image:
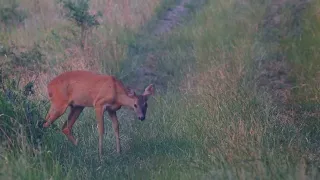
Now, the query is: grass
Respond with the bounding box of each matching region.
[1,0,320,179]
[280,0,320,156]
[281,1,320,105]
[0,0,165,97]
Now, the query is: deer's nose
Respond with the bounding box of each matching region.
[138,116,145,121]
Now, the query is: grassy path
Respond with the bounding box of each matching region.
[117,0,206,93]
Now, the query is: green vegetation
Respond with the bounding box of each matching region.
[281,1,320,105]
[62,0,103,49]
[0,0,27,29]
[280,0,320,153]
[1,0,320,179]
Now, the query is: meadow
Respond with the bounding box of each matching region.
[1,0,319,179]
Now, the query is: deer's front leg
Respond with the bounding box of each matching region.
[108,111,121,153]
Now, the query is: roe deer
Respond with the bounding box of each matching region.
[43,70,155,159]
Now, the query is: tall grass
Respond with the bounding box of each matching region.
[1,0,320,179]
[280,0,320,153]
[281,0,320,105]
[152,0,319,178]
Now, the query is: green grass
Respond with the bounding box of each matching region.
[281,1,320,105]
[280,0,320,155]
[1,0,320,179]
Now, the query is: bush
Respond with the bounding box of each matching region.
[0,77,46,150]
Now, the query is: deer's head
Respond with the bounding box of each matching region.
[127,84,154,121]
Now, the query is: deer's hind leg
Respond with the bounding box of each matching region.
[62,106,84,145]
[44,99,68,128]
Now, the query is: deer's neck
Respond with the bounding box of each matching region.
[117,93,135,108]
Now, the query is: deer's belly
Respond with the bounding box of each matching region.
[70,96,94,107]
[103,103,121,111]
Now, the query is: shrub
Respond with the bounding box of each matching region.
[0,77,46,150]
[61,0,102,49]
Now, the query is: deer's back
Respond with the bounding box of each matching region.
[47,70,116,107]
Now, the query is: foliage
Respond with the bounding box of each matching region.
[0,43,45,76]
[0,0,27,28]
[62,0,102,28]
[61,0,102,49]
[0,77,46,150]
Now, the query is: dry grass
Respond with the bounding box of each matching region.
[91,0,161,29]
[1,0,162,98]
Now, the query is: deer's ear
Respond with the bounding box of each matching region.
[143,84,155,97]
[127,87,136,97]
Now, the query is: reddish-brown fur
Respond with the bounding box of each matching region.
[43,70,154,159]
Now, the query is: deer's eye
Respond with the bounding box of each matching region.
[134,104,137,108]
